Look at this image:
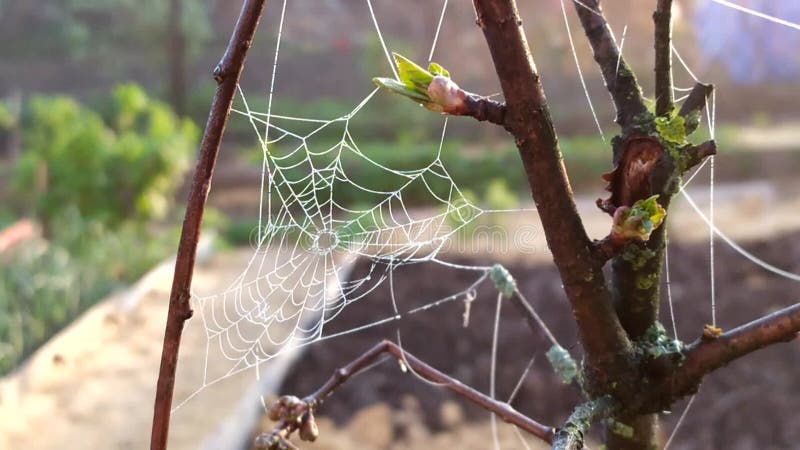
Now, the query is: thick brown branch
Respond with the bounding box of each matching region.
[653,0,674,116]
[573,0,647,126]
[659,302,800,402]
[473,0,634,393]
[260,340,556,447]
[150,1,267,449]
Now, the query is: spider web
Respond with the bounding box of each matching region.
[175,2,800,448]
[179,0,518,410]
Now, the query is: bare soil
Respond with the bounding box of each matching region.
[266,231,800,450]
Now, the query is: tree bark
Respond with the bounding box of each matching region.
[471,0,636,396]
[653,0,674,117]
[603,413,659,450]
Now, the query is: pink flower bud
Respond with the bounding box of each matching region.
[426,75,465,112]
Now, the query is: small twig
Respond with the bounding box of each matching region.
[254,419,302,450]
[678,82,714,119]
[684,140,717,171]
[552,397,617,450]
[573,0,647,126]
[659,302,800,401]
[463,94,507,127]
[260,340,557,446]
[510,288,558,346]
[150,1,268,449]
[653,0,674,116]
[508,355,538,405]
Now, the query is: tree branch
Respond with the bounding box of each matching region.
[150,1,267,449]
[463,94,507,126]
[684,139,717,170]
[661,302,800,401]
[653,0,674,116]
[678,82,714,121]
[509,288,558,343]
[591,234,626,263]
[573,0,647,126]
[472,0,634,393]
[552,397,617,450]
[258,340,556,448]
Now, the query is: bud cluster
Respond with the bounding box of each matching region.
[254,395,321,450]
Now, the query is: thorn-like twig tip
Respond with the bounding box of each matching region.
[684,139,717,171]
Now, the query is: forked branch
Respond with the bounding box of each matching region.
[257,340,556,449]
[150,1,268,449]
[473,0,635,392]
[552,397,617,450]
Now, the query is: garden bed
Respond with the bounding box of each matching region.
[260,231,800,450]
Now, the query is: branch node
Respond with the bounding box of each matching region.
[701,324,723,341]
[647,303,800,413]
[552,397,617,450]
[593,235,624,262]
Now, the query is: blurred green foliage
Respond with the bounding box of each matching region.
[222,93,439,147]
[11,84,198,227]
[483,178,520,211]
[0,210,177,374]
[0,84,196,374]
[0,101,14,130]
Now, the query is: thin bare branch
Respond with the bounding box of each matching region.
[573,0,647,126]
[150,1,268,449]
[472,0,634,391]
[659,302,800,401]
[259,340,556,447]
[654,0,674,116]
[510,289,557,344]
